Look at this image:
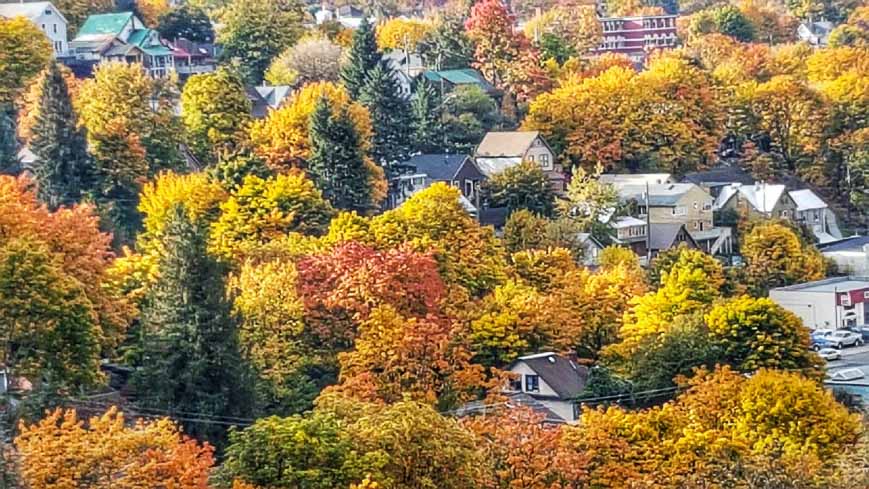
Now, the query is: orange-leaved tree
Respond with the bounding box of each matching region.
[16,407,214,489]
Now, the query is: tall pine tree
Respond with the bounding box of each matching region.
[132,205,252,446]
[358,60,411,175]
[307,96,374,213]
[409,78,443,154]
[30,63,92,209]
[0,104,16,173]
[339,16,380,99]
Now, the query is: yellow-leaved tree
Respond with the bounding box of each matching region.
[376,18,433,52]
[741,221,826,295]
[249,81,372,171]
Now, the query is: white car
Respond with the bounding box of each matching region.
[818,348,842,361]
[828,330,864,349]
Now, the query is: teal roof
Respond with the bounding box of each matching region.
[126,28,155,47]
[142,45,172,56]
[77,12,134,37]
[422,69,496,92]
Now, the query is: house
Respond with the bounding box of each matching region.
[67,12,174,77]
[421,69,499,97]
[770,276,869,330]
[797,20,835,47]
[681,165,756,198]
[594,14,678,65]
[648,223,699,256]
[615,182,732,255]
[169,39,218,79]
[610,216,648,257]
[388,153,485,208]
[313,3,370,28]
[600,173,673,186]
[385,50,424,96]
[504,352,589,423]
[578,233,606,266]
[819,236,869,276]
[714,182,797,221]
[474,131,566,193]
[617,183,715,233]
[789,189,840,243]
[0,1,67,56]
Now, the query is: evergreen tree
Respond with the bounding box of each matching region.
[339,16,380,99]
[307,97,374,213]
[132,206,252,446]
[30,63,92,209]
[409,78,443,154]
[358,61,411,175]
[0,103,16,173]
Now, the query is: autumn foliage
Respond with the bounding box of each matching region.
[16,407,214,489]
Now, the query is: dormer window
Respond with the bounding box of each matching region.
[524,374,539,392]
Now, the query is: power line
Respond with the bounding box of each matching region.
[62,398,254,428]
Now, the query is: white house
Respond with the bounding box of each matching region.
[770,276,869,330]
[504,352,589,423]
[797,20,835,47]
[0,1,68,56]
[789,188,841,243]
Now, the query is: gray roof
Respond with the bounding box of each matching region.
[475,131,541,158]
[771,276,869,293]
[617,183,696,206]
[0,2,66,23]
[513,352,589,400]
[648,223,696,250]
[682,165,755,186]
[406,154,471,181]
[819,236,869,253]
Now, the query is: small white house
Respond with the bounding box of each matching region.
[0,1,68,56]
[820,237,869,276]
[504,352,589,423]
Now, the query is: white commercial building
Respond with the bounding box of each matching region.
[770,276,869,330]
[0,2,68,56]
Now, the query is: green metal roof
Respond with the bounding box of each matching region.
[126,28,152,47]
[77,12,133,36]
[422,69,496,92]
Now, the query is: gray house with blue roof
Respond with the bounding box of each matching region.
[389,153,486,208]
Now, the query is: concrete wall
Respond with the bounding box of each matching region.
[769,289,862,329]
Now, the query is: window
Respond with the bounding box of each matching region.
[693,201,698,209]
[45,8,52,15]
[527,155,534,162]
[41,23,46,30]
[780,210,790,218]
[864,291,869,299]
[672,206,687,216]
[508,377,522,391]
[464,179,474,197]
[693,221,699,230]
[702,202,712,211]
[525,374,539,392]
[638,205,648,216]
[53,23,57,33]
[540,153,550,168]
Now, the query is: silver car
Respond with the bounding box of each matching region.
[818,348,842,361]
[828,330,864,349]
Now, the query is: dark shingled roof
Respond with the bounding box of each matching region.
[406,154,470,182]
[682,165,756,186]
[648,223,697,251]
[819,236,869,253]
[514,353,589,400]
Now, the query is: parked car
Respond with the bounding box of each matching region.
[812,337,834,351]
[828,330,864,349]
[818,348,842,361]
[812,329,835,341]
[848,327,869,341]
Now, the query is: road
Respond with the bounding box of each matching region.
[825,344,869,370]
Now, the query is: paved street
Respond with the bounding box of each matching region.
[826,344,869,370]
